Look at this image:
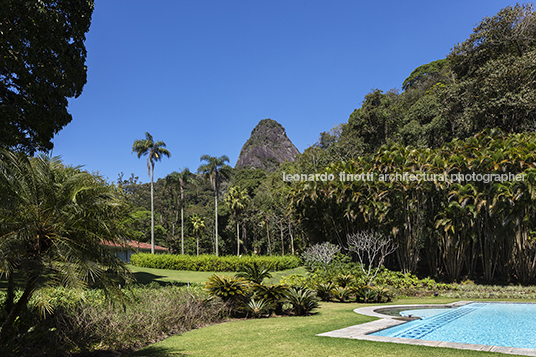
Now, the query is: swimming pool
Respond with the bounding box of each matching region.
[371,302,536,349]
[398,307,450,319]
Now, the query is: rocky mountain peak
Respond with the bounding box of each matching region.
[235,119,300,171]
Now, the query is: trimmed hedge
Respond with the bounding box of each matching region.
[130,253,302,272]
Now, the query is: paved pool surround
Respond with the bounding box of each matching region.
[317,301,536,356]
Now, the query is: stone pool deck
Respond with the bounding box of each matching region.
[317,301,536,356]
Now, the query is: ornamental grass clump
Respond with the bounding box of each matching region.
[0,285,226,357]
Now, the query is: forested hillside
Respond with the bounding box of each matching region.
[119,4,536,283]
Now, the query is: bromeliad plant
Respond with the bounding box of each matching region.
[246,298,271,318]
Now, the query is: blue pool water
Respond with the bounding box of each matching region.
[371,303,536,349]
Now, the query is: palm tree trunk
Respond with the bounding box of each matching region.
[265,215,271,255]
[243,224,248,254]
[172,210,177,245]
[280,219,284,256]
[214,175,219,256]
[0,276,36,343]
[150,164,155,254]
[5,272,14,313]
[172,191,178,251]
[181,186,185,255]
[289,222,295,255]
[237,219,240,256]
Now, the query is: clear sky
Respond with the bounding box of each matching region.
[52,0,515,184]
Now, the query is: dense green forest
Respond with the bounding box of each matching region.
[114,4,536,283]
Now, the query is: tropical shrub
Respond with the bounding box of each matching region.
[334,274,356,288]
[246,298,271,318]
[314,282,335,302]
[279,274,310,289]
[235,262,272,284]
[251,283,288,315]
[285,287,319,316]
[374,269,457,291]
[205,274,249,303]
[353,285,393,303]
[331,286,352,302]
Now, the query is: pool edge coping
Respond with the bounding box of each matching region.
[316,301,536,356]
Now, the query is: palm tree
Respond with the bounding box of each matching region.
[198,155,231,256]
[225,186,249,255]
[166,168,194,254]
[0,150,131,342]
[132,132,171,254]
[189,214,205,256]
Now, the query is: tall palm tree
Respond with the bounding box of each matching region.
[132,132,171,254]
[198,155,231,256]
[166,168,194,254]
[225,186,249,255]
[189,214,206,256]
[0,150,131,342]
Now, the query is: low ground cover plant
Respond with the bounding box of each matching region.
[131,253,301,272]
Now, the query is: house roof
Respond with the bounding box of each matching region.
[102,239,168,252]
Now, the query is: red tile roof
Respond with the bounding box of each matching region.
[102,239,168,251]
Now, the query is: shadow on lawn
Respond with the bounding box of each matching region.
[128,345,186,357]
[132,271,187,287]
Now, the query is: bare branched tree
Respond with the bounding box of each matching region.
[301,242,340,272]
[347,231,397,284]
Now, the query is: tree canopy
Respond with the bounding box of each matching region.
[0,0,94,154]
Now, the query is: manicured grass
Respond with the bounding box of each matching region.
[128,264,232,286]
[128,264,307,286]
[129,298,512,357]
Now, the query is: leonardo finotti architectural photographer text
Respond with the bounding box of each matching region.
[282,172,526,183]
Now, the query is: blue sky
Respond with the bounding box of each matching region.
[52,0,514,183]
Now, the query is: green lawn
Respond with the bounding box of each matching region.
[129,298,517,357]
[128,264,307,286]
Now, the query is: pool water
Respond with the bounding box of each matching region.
[399,308,450,319]
[371,302,536,349]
